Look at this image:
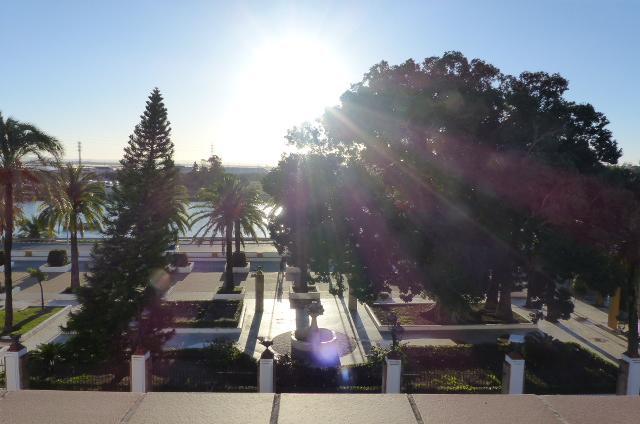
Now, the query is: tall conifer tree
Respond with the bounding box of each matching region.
[66,88,184,363]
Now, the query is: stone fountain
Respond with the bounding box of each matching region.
[290,300,340,366]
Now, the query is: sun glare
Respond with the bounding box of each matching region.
[220,35,350,163]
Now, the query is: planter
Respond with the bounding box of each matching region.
[176,262,194,273]
[225,262,251,273]
[39,263,72,273]
[214,287,246,301]
[233,262,250,273]
[0,261,14,272]
[288,285,320,301]
[285,266,300,282]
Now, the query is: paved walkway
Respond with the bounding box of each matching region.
[0,391,638,424]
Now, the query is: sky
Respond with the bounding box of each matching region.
[1,0,638,166]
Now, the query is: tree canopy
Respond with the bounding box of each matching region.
[268,52,621,323]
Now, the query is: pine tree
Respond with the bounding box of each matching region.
[65,88,184,364]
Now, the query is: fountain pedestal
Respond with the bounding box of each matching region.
[288,300,340,366]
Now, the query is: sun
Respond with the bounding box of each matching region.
[219,34,350,164]
[249,36,349,122]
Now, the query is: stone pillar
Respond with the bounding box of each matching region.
[258,347,275,393]
[131,349,151,393]
[502,352,525,394]
[255,268,265,313]
[5,338,28,391]
[294,306,310,340]
[383,354,402,394]
[617,355,640,395]
[348,287,358,313]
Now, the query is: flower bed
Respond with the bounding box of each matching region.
[396,339,617,394]
[162,300,243,328]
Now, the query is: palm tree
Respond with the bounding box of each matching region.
[190,175,244,290]
[233,183,267,255]
[16,216,55,239]
[39,164,105,291]
[1,112,62,333]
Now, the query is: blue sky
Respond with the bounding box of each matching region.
[1,0,638,165]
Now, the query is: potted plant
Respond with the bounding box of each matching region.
[172,253,194,273]
[230,251,250,273]
[39,249,72,272]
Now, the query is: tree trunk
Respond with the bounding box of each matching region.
[485,272,498,311]
[497,280,514,322]
[626,264,639,357]
[234,220,241,253]
[224,223,233,289]
[70,226,80,291]
[3,181,14,333]
[39,282,44,310]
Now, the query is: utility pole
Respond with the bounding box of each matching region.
[77,141,82,166]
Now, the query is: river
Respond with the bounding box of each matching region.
[19,201,272,240]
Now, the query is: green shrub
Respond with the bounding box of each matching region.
[231,251,247,267]
[47,250,68,267]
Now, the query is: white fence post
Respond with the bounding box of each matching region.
[383,356,402,394]
[5,338,28,391]
[617,355,640,395]
[502,353,525,395]
[131,350,151,393]
[258,347,275,393]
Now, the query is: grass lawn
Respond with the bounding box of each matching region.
[0,306,63,336]
[372,303,529,325]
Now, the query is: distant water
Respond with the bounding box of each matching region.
[19,201,271,240]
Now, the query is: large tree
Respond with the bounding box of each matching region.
[39,164,106,291]
[281,52,619,321]
[65,88,184,362]
[0,112,62,332]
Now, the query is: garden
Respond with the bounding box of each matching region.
[371,303,529,326]
[398,335,617,394]
[160,300,243,328]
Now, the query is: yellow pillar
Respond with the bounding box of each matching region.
[608,287,621,330]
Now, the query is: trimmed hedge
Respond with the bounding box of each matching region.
[170,253,190,268]
[162,300,243,328]
[47,250,68,266]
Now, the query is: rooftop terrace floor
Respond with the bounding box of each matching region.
[0,392,638,424]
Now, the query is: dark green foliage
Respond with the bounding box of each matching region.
[399,341,616,394]
[0,251,4,266]
[523,333,617,394]
[273,52,620,322]
[47,250,68,266]
[275,354,382,393]
[65,88,186,364]
[231,251,247,267]
[181,155,224,196]
[170,253,189,268]
[150,341,257,392]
